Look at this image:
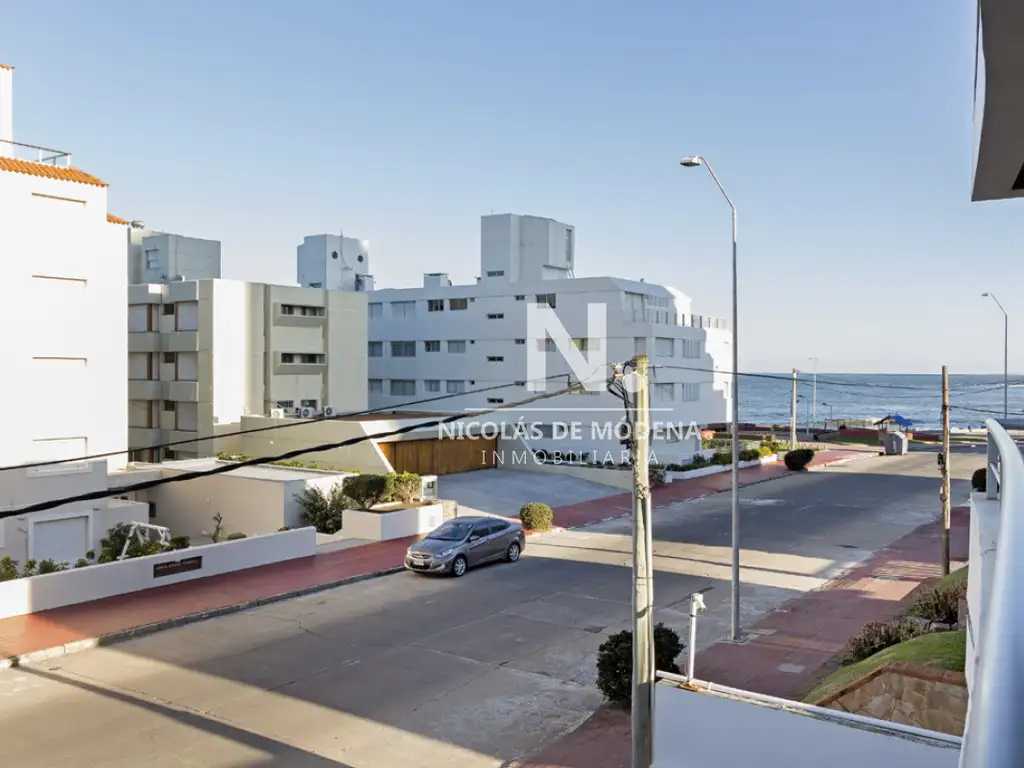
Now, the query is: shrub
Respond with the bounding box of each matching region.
[226,532,247,541]
[74,558,90,569]
[739,448,761,462]
[168,535,191,550]
[688,454,709,469]
[649,467,666,486]
[841,618,929,664]
[971,468,986,492]
[278,526,293,531]
[519,502,554,531]
[784,448,815,471]
[388,472,421,504]
[37,558,69,575]
[596,623,684,706]
[0,556,19,582]
[710,451,731,466]
[296,483,347,533]
[98,522,166,563]
[343,474,391,511]
[911,581,968,625]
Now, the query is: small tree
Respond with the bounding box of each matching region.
[596,623,684,706]
[972,468,987,492]
[388,472,421,504]
[784,448,816,471]
[343,474,391,511]
[519,502,554,531]
[296,483,347,533]
[0,556,19,582]
[98,522,166,562]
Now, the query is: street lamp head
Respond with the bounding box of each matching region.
[982,292,991,297]
[679,156,704,167]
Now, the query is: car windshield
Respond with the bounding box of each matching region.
[428,521,474,541]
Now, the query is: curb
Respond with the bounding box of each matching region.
[1,565,405,670]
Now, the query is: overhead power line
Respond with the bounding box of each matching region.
[2,374,574,473]
[2,385,578,520]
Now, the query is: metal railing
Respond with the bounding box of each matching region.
[959,418,1024,766]
[630,309,728,329]
[0,137,72,166]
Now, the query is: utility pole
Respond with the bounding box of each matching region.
[630,355,654,768]
[790,369,798,448]
[809,357,818,430]
[941,366,951,576]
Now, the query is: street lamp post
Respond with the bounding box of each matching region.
[982,292,1009,419]
[822,401,834,429]
[809,358,818,430]
[680,155,741,642]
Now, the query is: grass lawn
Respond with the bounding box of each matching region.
[930,565,969,593]
[819,431,880,446]
[804,630,966,704]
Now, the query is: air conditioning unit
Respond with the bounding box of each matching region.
[270,408,286,418]
[323,406,337,418]
[300,406,316,419]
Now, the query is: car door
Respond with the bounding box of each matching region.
[465,522,494,566]
[485,521,513,560]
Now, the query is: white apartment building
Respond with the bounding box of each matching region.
[351,214,731,466]
[0,62,147,565]
[297,233,374,291]
[128,224,221,285]
[127,278,369,462]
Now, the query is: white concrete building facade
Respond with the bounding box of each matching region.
[127,278,369,462]
[128,226,221,285]
[0,62,147,565]
[355,214,730,465]
[297,233,374,292]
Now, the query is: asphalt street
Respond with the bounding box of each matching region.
[0,451,982,768]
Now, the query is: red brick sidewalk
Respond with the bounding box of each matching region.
[518,506,971,767]
[0,446,871,666]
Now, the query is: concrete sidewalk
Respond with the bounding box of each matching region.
[516,505,971,768]
[0,447,871,668]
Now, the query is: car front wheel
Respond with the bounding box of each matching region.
[506,542,521,562]
[451,555,468,577]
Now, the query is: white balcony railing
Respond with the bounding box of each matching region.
[631,309,728,329]
[0,138,72,166]
[959,418,1024,766]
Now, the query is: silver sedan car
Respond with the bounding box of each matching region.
[405,516,526,577]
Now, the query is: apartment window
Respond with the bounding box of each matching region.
[368,379,383,394]
[282,304,325,317]
[390,379,416,396]
[281,304,295,315]
[487,356,505,363]
[682,383,701,402]
[448,340,467,353]
[514,381,526,387]
[300,399,318,409]
[424,379,441,393]
[391,341,416,357]
[176,301,199,331]
[145,249,160,269]
[300,353,325,364]
[515,295,525,301]
[446,380,466,394]
[368,302,383,319]
[176,352,198,381]
[573,338,601,352]
[424,340,441,352]
[486,270,505,277]
[281,353,295,363]
[449,298,468,311]
[535,293,556,308]
[565,229,573,261]
[536,338,556,353]
[515,338,525,345]
[487,313,505,320]
[391,301,416,318]
[163,352,175,364]
[427,299,445,312]
[128,304,150,332]
[276,400,295,409]
[487,397,504,404]
[681,339,702,358]
[368,341,383,357]
[162,303,175,316]
[655,383,675,402]
[163,449,177,460]
[162,400,175,412]
[655,337,675,358]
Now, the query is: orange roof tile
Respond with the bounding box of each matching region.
[106,213,129,225]
[0,64,13,71]
[0,157,107,187]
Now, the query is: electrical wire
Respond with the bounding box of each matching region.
[2,374,574,473]
[2,384,580,520]
[651,365,993,393]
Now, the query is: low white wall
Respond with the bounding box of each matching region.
[665,454,778,482]
[344,502,444,541]
[509,459,634,491]
[0,527,317,619]
[966,491,999,694]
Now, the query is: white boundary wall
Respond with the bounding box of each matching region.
[0,527,316,619]
[344,503,444,541]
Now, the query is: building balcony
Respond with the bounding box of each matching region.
[163,331,199,352]
[630,309,727,330]
[275,304,326,328]
[128,379,161,399]
[128,332,160,353]
[128,427,162,448]
[163,380,198,402]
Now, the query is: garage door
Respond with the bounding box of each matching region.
[33,516,89,565]
[387,438,498,475]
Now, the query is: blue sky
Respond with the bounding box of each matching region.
[3,1,1017,373]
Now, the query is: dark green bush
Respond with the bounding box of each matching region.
[739,448,761,462]
[841,618,929,664]
[37,558,69,574]
[519,502,554,531]
[784,448,816,471]
[168,535,191,550]
[710,451,731,466]
[910,581,968,625]
[226,532,247,541]
[296,482,347,532]
[343,474,392,511]
[0,556,19,582]
[388,472,421,504]
[98,522,167,563]
[596,623,684,706]
[971,468,986,492]
[74,558,90,569]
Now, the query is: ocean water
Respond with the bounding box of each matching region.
[738,373,1022,432]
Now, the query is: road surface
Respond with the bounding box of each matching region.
[0,451,979,768]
